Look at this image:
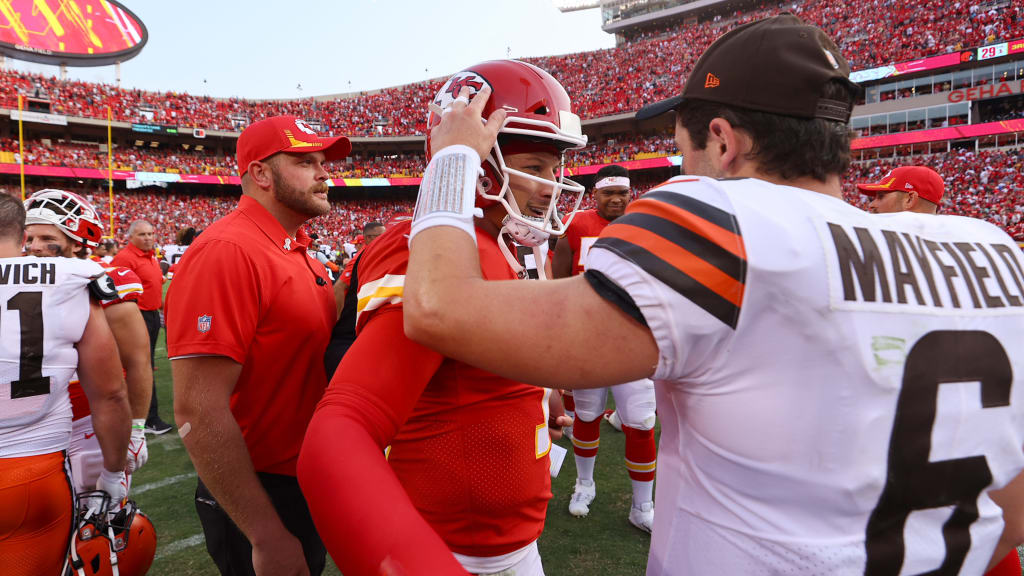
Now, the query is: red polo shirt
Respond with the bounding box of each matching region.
[110,242,164,311]
[165,195,335,476]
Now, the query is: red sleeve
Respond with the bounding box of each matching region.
[298,308,468,575]
[100,266,143,309]
[164,240,260,363]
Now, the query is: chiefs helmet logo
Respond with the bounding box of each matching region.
[445,75,484,99]
[433,73,490,113]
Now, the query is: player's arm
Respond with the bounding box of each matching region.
[552,235,573,279]
[173,355,310,574]
[103,301,152,419]
[298,308,467,576]
[406,236,657,389]
[77,299,131,474]
[104,300,153,472]
[986,469,1024,572]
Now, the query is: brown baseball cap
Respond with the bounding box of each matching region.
[857,166,945,204]
[236,115,352,176]
[636,14,863,122]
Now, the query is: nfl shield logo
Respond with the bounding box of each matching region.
[197,314,212,333]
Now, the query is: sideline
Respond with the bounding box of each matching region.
[133,471,197,494]
[155,533,204,559]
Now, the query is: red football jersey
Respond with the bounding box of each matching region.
[562,209,610,276]
[354,220,552,558]
[68,265,143,420]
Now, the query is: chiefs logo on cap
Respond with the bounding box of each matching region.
[294,119,318,136]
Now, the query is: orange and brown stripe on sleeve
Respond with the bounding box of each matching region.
[592,191,746,328]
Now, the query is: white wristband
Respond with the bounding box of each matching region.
[410,144,482,245]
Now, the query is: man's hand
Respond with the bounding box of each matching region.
[547,389,573,442]
[252,532,310,576]
[95,468,128,514]
[126,419,148,473]
[428,85,506,160]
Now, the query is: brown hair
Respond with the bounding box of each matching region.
[0,193,26,243]
[676,80,855,183]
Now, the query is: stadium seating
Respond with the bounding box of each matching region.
[2,1,1021,135]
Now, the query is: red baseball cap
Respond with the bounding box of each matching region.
[856,166,945,204]
[236,115,351,176]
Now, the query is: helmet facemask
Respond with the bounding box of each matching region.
[484,116,586,248]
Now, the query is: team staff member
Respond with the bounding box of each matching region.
[403,15,1024,575]
[552,165,658,532]
[111,218,172,435]
[857,164,945,214]
[23,189,152,491]
[0,193,131,576]
[167,115,348,576]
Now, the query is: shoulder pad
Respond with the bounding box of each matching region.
[88,273,119,301]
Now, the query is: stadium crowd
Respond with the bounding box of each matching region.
[4,143,1018,261]
[1,136,684,177]
[1,0,1021,135]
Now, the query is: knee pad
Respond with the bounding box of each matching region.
[613,379,657,431]
[571,388,608,423]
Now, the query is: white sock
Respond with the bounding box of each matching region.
[632,479,654,507]
[575,455,596,483]
[565,410,575,422]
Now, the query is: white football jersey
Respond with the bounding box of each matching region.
[586,176,1024,576]
[163,243,187,265]
[0,257,103,458]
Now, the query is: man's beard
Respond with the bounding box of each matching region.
[272,171,331,218]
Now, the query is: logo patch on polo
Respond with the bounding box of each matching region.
[197,314,212,333]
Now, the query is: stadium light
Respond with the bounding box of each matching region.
[551,0,602,12]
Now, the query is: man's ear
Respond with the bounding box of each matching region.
[707,117,749,176]
[904,190,919,211]
[247,160,273,189]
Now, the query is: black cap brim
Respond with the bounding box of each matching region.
[635,95,684,121]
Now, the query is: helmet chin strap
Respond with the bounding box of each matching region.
[497,224,548,281]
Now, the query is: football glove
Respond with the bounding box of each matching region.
[126,419,148,473]
[94,468,128,515]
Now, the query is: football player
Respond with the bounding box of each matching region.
[402,15,1024,576]
[298,59,581,576]
[24,189,153,494]
[0,192,131,576]
[552,164,657,532]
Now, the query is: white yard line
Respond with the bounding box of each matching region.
[133,471,197,494]
[155,533,204,559]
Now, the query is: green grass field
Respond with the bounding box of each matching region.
[135,329,654,575]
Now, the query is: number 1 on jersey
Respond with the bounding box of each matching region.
[6,291,50,399]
